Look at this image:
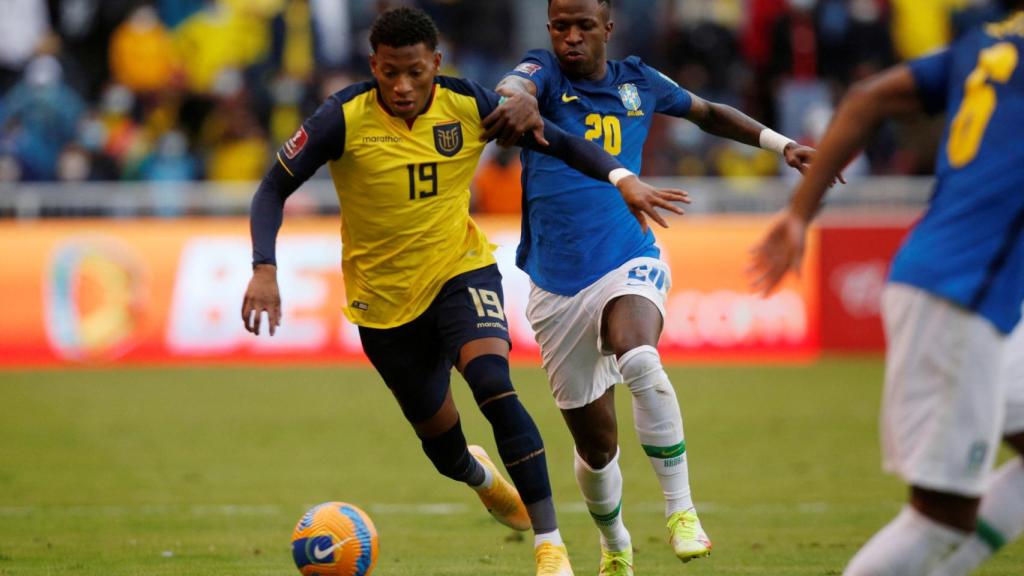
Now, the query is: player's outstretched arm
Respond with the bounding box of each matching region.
[684,95,839,179]
[481,75,546,147]
[522,122,690,231]
[749,64,924,296]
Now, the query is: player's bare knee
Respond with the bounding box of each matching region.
[910,486,981,532]
[576,442,617,470]
[1006,431,1024,457]
[603,297,661,355]
[606,325,659,358]
[571,422,618,468]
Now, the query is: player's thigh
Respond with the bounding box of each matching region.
[526,281,618,410]
[1001,317,1024,444]
[880,283,1005,497]
[358,315,452,426]
[433,264,512,366]
[596,257,670,356]
[602,295,663,355]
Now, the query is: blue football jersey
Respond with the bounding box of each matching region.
[896,13,1024,334]
[507,49,692,296]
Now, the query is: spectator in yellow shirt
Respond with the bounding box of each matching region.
[109,6,181,94]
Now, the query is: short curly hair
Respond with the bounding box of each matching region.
[369,7,439,53]
[547,0,611,8]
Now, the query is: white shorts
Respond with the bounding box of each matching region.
[880,284,1008,497]
[1002,317,1024,436]
[525,257,670,410]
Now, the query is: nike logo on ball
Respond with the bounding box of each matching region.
[313,536,353,561]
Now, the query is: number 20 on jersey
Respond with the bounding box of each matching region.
[584,114,622,155]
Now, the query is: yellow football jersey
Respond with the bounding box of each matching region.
[276,77,498,328]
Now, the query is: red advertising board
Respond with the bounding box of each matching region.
[818,216,915,352]
[0,216,820,367]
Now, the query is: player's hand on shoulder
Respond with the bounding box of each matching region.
[748,209,808,297]
[481,90,547,147]
[242,264,282,337]
[783,143,846,185]
[615,175,690,233]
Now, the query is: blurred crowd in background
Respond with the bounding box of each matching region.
[0,0,1013,213]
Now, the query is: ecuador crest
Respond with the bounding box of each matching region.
[433,121,463,157]
[617,83,642,113]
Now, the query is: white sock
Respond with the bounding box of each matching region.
[469,457,494,491]
[844,506,967,576]
[929,458,1024,576]
[574,446,632,552]
[534,529,564,548]
[618,345,693,516]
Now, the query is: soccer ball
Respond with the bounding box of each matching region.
[291,502,379,576]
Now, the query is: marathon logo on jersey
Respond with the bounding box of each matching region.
[513,62,542,76]
[433,121,463,157]
[617,83,645,117]
[362,134,403,145]
[283,126,309,159]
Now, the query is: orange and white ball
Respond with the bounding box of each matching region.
[291,502,379,576]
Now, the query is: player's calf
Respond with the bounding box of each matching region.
[619,345,713,560]
[464,354,559,536]
[419,418,484,483]
[464,355,553,507]
[619,346,694,513]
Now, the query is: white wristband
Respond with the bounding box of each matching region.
[759,128,795,155]
[609,168,634,186]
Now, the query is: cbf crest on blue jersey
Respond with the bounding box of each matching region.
[617,83,643,116]
[433,120,463,157]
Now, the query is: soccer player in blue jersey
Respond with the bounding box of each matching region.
[750,2,1024,574]
[480,0,818,573]
[240,8,689,576]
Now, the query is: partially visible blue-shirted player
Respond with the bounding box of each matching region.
[481,1,818,572]
[750,2,1024,574]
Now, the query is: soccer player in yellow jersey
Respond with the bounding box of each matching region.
[240,8,688,576]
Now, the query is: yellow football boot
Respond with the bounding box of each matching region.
[667,509,712,562]
[534,542,574,576]
[468,445,531,531]
[598,546,634,576]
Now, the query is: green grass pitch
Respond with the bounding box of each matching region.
[1,359,1021,575]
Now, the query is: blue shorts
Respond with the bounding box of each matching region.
[358,264,511,424]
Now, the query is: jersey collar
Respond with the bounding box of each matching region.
[375,83,438,128]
